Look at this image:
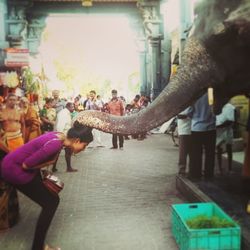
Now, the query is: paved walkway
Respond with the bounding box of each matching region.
[0,133,185,250]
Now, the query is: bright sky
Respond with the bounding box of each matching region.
[38,14,140,99]
[162,0,198,32]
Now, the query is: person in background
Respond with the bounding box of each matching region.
[187,93,216,180]
[73,96,80,112]
[107,89,125,149]
[137,99,149,140]
[85,90,104,147]
[52,102,77,173]
[96,95,104,111]
[52,90,65,114]
[40,98,56,133]
[177,107,192,175]
[130,95,141,139]
[0,123,93,250]
[83,93,90,110]
[119,96,126,109]
[0,93,25,151]
[216,102,236,173]
[19,97,41,143]
[0,96,4,111]
[124,104,132,140]
[130,94,141,110]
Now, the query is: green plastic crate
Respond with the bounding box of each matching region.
[171,202,241,250]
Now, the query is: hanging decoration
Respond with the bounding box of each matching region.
[4,71,19,88]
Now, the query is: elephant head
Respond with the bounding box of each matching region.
[75,0,250,134]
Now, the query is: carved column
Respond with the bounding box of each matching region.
[179,0,192,62]
[0,0,8,49]
[160,1,171,90]
[6,1,30,48]
[149,37,161,100]
[27,16,46,55]
[138,38,147,96]
[137,0,163,100]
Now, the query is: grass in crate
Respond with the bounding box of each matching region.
[186,215,236,229]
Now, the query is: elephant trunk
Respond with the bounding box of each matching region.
[75,37,223,135]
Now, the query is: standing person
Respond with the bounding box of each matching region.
[177,108,192,175]
[107,89,125,149]
[19,97,42,143]
[40,98,56,133]
[0,123,93,250]
[130,94,140,110]
[52,90,65,114]
[0,93,25,151]
[83,93,89,110]
[52,102,77,173]
[188,93,216,180]
[216,103,236,173]
[137,99,149,140]
[85,90,104,147]
[96,95,104,111]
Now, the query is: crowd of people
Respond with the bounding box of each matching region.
[0,89,151,153]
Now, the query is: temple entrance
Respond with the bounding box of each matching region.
[1,0,171,99]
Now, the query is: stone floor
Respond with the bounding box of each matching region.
[0,133,185,250]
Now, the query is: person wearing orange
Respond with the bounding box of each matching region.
[107,89,125,149]
[19,97,41,143]
[0,93,25,151]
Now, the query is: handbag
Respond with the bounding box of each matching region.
[42,170,64,196]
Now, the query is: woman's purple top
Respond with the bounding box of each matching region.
[1,132,64,185]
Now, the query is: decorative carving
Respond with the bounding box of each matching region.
[28,19,46,39]
[27,17,46,54]
[137,0,162,40]
[6,5,28,47]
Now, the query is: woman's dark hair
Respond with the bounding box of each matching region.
[67,121,93,143]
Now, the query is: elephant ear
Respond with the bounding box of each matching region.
[192,0,242,39]
[224,1,250,32]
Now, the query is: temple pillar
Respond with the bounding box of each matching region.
[160,1,171,89]
[137,0,163,100]
[26,15,46,55]
[138,38,147,96]
[6,1,31,48]
[149,37,161,100]
[0,0,8,49]
[179,0,192,62]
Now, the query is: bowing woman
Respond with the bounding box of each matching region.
[0,122,93,250]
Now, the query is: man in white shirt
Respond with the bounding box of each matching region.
[52,102,78,172]
[85,90,104,148]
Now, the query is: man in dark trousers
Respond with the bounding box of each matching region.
[107,90,125,149]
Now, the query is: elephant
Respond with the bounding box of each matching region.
[75,0,250,135]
